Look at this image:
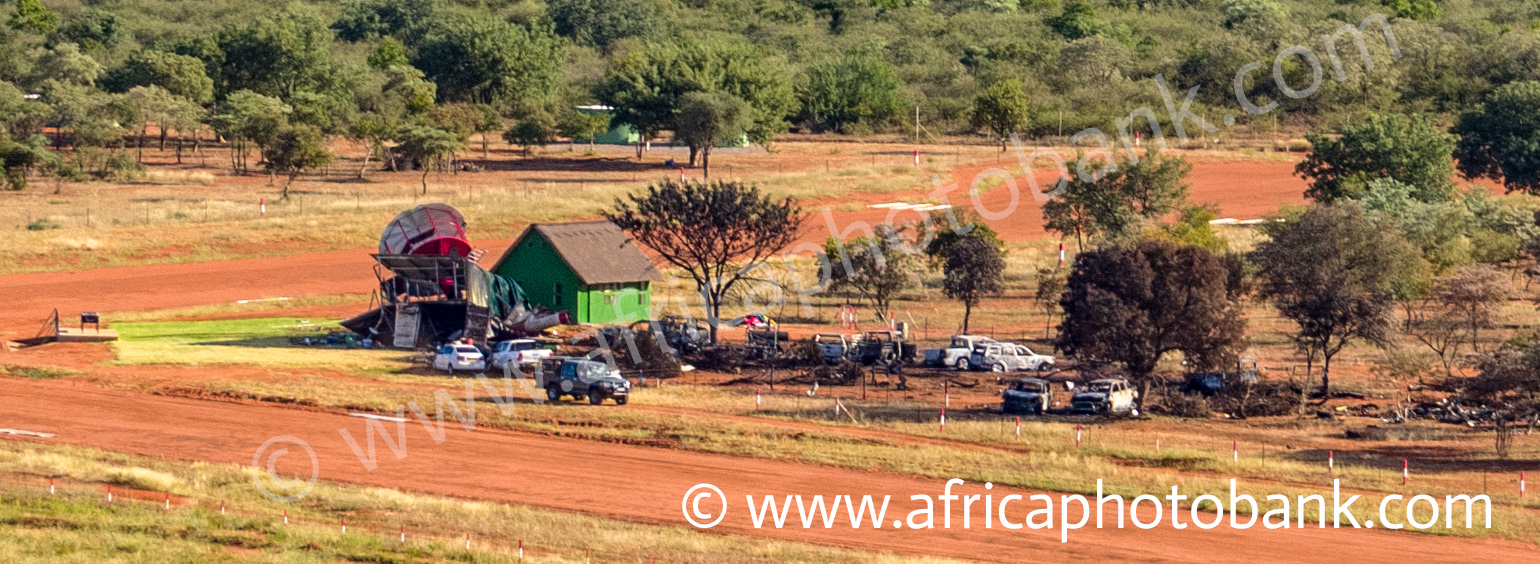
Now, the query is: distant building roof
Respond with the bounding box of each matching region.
[494,220,663,285]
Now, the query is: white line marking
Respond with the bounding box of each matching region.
[0,428,55,438]
[348,413,409,423]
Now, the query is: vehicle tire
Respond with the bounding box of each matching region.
[589,390,604,405]
[991,363,1006,373]
[954,357,969,371]
[615,396,628,406]
[546,387,561,402]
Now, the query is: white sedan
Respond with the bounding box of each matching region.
[432,344,487,373]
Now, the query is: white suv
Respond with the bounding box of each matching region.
[490,339,552,369]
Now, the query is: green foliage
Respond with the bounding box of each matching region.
[412,13,563,112]
[797,53,906,133]
[213,9,338,101]
[1455,81,1540,194]
[54,8,122,51]
[557,109,611,149]
[262,124,332,196]
[825,224,925,320]
[548,0,661,51]
[1043,148,1192,247]
[502,118,551,156]
[0,80,49,139]
[395,125,463,193]
[969,79,1032,148]
[211,90,291,173]
[0,133,52,189]
[1298,113,1457,203]
[595,39,796,147]
[106,51,215,103]
[923,209,1005,268]
[1153,204,1226,252]
[1255,202,1417,395]
[1220,0,1288,29]
[332,0,443,42]
[366,37,409,69]
[1385,0,1440,21]
[7,0,57,35]
[674,91,752,175]
[1045,0,1110,40]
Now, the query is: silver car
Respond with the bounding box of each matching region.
[969,343,1056,373]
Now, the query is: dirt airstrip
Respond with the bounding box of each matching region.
[3,378,1537,563]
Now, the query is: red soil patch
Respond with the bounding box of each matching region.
[4,377,1538,563]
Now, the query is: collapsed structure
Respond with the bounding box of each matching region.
[342,204,567,348]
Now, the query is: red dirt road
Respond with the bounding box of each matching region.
[2,377,1535,563]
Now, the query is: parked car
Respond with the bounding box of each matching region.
[1001,378,1052,415]
[537,357,632,405]
[923,335,995,370]
[968,343,1055,372]
[812,334,850,364]
[432,343,487,374]
[1181,359,1260,396]
[1070,378,1138,414]
[489,339,553,370]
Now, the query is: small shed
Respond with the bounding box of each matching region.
[490,221,663,325]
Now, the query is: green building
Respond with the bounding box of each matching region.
[489,221,662,325]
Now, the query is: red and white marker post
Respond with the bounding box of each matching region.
[48,478,55,495]
[1233,440,1239,463]
[1058,242,1065,267]
[939,408,946,433]
[283,510,289,525]
[399,524,406,543]
[1075,424,1083,448]
[106,484,113,503]
[1403,459,1409,485]
[341,517,346,533]
[1014,417,1021,441]
[259,198,266,217]
[755,388,762,410]
[914,150,920,166]
[679,167,686,182]
[518,539,525,560]
[1328,450,1335,474]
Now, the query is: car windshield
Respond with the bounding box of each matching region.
[951,337,970,348]
[511,341,536,350]
[1010,381,1047,392]
[1084,381,1115,392]
[455,346,480,354]
[438,346,453,354]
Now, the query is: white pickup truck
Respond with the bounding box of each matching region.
[968,342,1056,373]
[490,339,553,369]
[923,335,996,370]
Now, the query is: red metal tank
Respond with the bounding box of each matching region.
[378,204,473,257]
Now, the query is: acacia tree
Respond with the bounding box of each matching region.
[970,79,1031,151]
[395,125,463,194]
[1057,240,1246,410]
[824,224,924,322]
[606,179,803,343]
[263,124,332,198]
[1254,203,1415,396]
[943,233,1005,334]
[1454,81,1540,194]
[674,91,751,177]
[1042,148,1191,249]
[1033,268,1067,338]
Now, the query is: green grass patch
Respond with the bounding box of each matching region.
[0,364,76,380]
[111,318,412,372]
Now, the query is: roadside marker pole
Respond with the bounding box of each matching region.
[399,524,406,543]
[219,501,225,515]
[106,485,112,503]
[164,493,171,510]
[259,198,266,216]
[341,517,347,534]
[756,388,761,410]
[1075,424,1082,448]
[1014,417,1021,440]
[1328,450,1334,474]
[1403,459,1409,486]
[283,510,289,525]
[48,478,54,495]
[914,150,920,166]
[1233,440,1238,463]
[518,539,525,560]
[939,408,946,433]
[1058,242,1065,267]
[465,534,471,550]
[679,167,685,182]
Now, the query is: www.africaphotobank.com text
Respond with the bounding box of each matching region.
[681,479,1492,542]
